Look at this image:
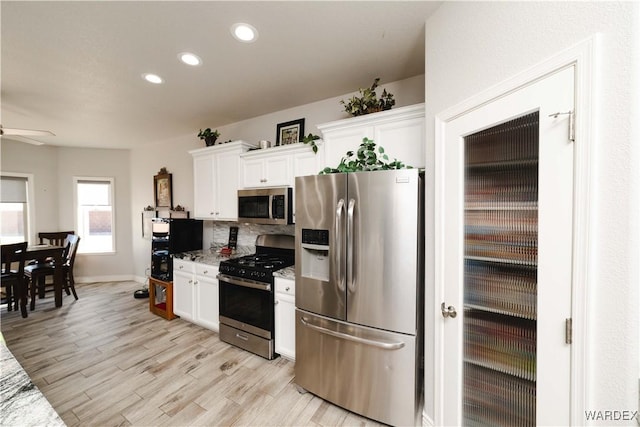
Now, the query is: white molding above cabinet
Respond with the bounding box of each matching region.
[317,103,425,170]
[189,140,256,220]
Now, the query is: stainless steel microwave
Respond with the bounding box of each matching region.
[237,187,293,225]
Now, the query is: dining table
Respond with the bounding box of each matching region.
[26,245,65,308]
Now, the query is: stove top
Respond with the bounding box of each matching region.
[226,254,294,270]
[218,234,295,283]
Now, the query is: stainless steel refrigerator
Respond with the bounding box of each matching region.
[294,169,424,426]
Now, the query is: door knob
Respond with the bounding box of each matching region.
[441,302,457,318]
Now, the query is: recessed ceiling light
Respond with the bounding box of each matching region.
[179,52,202,66]
[231,23,258,43]
[142,73,163,84]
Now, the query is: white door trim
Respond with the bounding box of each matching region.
[433,34,598,425]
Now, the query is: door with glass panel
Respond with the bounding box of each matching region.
[437,66,575,425]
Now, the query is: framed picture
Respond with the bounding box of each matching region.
[154,172,173,209]
[276,118,305,146]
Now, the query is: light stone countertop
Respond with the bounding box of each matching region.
[175,247,296,281]
[273,266,295,281]
[0,340,65,427]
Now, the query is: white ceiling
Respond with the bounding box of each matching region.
[1,1,441,150]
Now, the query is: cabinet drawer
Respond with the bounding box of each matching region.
[275,278,295,296]
[173,259,194,273]
[195,263,217,277]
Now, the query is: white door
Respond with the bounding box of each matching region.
[437,66,575,425]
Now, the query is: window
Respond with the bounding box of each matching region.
[0,174,32,244]
[74,177,115,254]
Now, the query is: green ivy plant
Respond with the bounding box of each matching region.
[302,133,321,153]
[320,137,411,174]
[340,78,395,117]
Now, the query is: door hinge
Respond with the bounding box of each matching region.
[549,110,575,142]
[565,318,573,344]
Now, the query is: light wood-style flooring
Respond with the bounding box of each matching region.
[1,281,385,427]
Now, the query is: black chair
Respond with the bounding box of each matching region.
[26,234,81,310]
[37,231,75,247]
[1,242,29,318]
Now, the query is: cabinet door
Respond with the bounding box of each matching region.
[322,126,372,171]
[242,155,292,188]
[374,116,425,168]
[241,157,265,188]
[172,270,194,320]
[436,67,574,426]
[195,265,219,331]
[193,154,216,219]
[263,156,291,186]
[214,149,241,220]
[275,278,296,360]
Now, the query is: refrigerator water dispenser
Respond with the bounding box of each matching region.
[300,229,330,281]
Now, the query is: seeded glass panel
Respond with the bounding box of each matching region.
[463,112,539,426]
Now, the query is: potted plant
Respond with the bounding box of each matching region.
[340,78,396,117]
[197,128,220,146]
[320,137,411,174]
[302,133,321,153]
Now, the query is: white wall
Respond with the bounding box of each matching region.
[423,1,639,423]
[0,140,134,282]
[129,75,425,281]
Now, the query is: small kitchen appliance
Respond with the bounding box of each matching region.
[237,187,293,225]
[151,218,203,281]
[294,169,424,426]
[217,234,294,359]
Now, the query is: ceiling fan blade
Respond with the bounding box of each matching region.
[0,126,55,136]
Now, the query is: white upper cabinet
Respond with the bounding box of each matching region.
[189,141,256,220]
[317,103,425,170]
[239,142,322,189]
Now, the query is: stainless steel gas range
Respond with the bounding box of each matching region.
[216,234,294,360]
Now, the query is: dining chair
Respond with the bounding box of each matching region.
[37,231,75,247]
[1,242,29,318]
[26,234,80,310]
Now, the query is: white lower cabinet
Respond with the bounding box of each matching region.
[172,259,195,321]
[172,258,219,332]
[194,263,219,331]
[274,277,296,360]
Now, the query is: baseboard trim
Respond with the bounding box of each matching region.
[75,275,145,284]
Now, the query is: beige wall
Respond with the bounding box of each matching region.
[1,139,134,281]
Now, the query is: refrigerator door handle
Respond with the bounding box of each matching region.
[300,316,405,350]
[335,199,346,291]
[347,198,356,293]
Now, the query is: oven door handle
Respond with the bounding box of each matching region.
[217,273,272,292]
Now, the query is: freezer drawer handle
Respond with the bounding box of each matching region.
[300,317,405,350]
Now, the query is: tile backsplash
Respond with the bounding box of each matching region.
[204,221,294,252]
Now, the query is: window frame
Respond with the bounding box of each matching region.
[0,172,35,244]
[73,176,116,255]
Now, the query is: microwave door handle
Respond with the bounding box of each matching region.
[335,199,345,292]
[347,198,356,294]
[269,195,274,220]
